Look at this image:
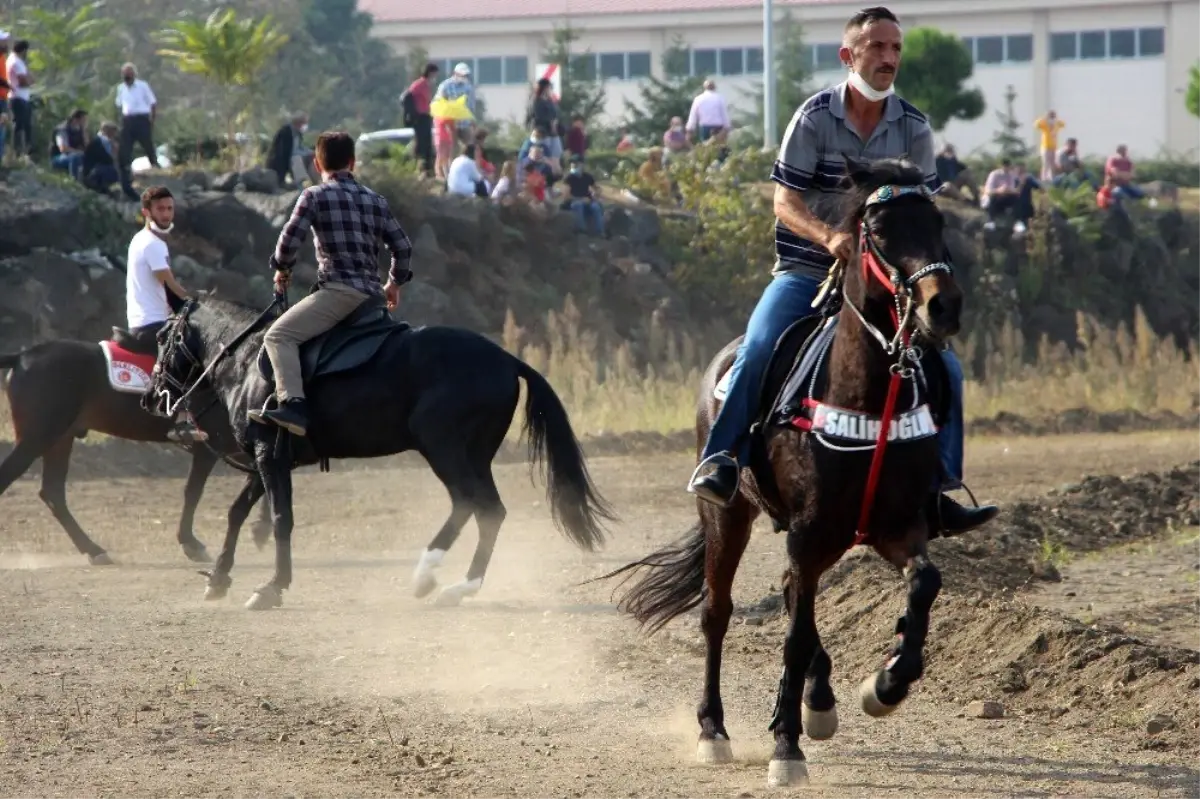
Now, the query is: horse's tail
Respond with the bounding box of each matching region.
[589,521,708,635]
[515,359,615,552]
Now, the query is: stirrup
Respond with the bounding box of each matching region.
[686,452,740,494]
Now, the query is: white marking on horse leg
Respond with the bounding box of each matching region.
[766,758,808,787]
[412,548,445,598]
[859,672,900,718]
[696,735,733,764]
[434,577,482,607]
[802,704,839,740]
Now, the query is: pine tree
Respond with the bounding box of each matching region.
[623,36,705,140]
[540,24,607,126]
[990,84,1031,160]
[741,11,814,143]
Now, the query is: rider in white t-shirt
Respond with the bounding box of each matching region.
[126,186,201,442]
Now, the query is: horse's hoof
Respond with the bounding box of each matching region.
[204,583,228,601]
[413,573,437,599]
[802,703,839,740]
[859,672,900,718]
[766,757,808,787]
[696,735,733,764]
[245,585,283,611]
[88,552,115,566]
[434,578,482,607]
[182,541,213,563]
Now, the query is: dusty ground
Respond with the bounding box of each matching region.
[0,430,1197,798]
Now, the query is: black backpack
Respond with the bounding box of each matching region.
[400,89,418,127]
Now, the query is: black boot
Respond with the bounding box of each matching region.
[928,492,998,538]
[248,398,310,436]
[687,453,740,507]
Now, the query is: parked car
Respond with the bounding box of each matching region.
[357,128,415,161]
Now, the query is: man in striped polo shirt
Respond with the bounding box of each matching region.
[688,5,998,537]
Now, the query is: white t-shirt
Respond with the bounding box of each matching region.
[5,55,29,101]
[490,175,512,201]
[446,154,483,196]
[116,79,156,116]
[126,228,172,329]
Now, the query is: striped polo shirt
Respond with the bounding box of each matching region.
[770,80,941,277]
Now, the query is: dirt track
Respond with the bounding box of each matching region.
[0,431,1197,798]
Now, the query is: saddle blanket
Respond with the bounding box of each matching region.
[791,399,938,443]
[99,341,156,394]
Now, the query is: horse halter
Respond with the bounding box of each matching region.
[846,183,954,358]
[147,303,206,418]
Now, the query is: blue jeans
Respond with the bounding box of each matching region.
[52,152,85,180]
[1113,184,1144,201]
[571,199,604,235]
[701,269,965,489]
[0,99,7,161]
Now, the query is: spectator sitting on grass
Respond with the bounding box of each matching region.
[615,127,634,152]
[447,143,487,198]
[1011,163,1041,234]
[981,158,1019,230]
[50,108,88,180]
[520,161,549,218]
[662,116,689,164]
[637,146,673,203]
[491,159,516,203]
[563,155,604,236]
[523,144,556,190]
[1104,144,1146,203]
[935,143,979,204]
[81,121,120,194]
[473,127,496,186]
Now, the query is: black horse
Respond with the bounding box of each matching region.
[600,157,978,786]
[0,334,272,564]
[144,294,614,610]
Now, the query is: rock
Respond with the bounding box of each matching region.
[211,172,239,192]
[207,269,253,304]
[605,207,660,245]
[237,190,301,227]
[402,280,451,325]
[180,170,212,191]
[967,700,1005,719]
[0,172,87,255]
[238,167,279,194]
[1146,714,1175,734]
[1029,558,1062,582]
[182,193,278,261]
[410,223,448,285]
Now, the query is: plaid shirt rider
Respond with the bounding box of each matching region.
[270,170,414,297]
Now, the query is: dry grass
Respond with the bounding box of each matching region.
[0,305,1193,444]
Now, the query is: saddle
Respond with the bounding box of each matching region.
[110,326,159,356]
[256,295,411,386]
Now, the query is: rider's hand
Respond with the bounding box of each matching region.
[384,280,402,311]
[273,270,290,295]
[825,231,856,264]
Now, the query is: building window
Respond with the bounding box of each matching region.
[1107,28,1136,58]
[1079,30,1106,59]
[1050,32,1077,61]
[746,46,764,74]
[719,47,744,76]
[976,35,1004,64]
[504,56,528,85]
[1138,27,1164,56]
[692,48,717,77]
[476,56,503,85]
[628,51,651,79]
[1005,34,1033,63]
[599,52,625,80]
[814,43,842,71]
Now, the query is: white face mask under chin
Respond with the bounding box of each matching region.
[149,220,174,235]
[847,69,894,102]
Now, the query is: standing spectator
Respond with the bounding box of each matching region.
[50,109,89,180]
[1033,110,1064,181]
[935,143,979,204]
[662,116,688,163]
[526,77,562,170]
[0,32,10,164]
[6,39,33,159]
[403,62,438,177]
[446,143,487,198]
[980,158,1019,229]
[266,112,314,188]
[434,62,476,141]
[564,155,604,236]
[1104,144,1145,202]
[685,79,730,143]
[565,115,588,161]
[82,121,121,193]
[116,62,158,201]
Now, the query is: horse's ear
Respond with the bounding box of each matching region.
[841,153,872,186]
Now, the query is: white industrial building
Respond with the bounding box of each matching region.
[366,0,1200,159]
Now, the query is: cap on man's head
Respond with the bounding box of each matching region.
[453,62,471,76]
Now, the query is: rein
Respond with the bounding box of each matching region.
[836,183,954,548]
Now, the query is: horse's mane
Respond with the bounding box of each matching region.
[186,294,277,343]
[835,157,930,233]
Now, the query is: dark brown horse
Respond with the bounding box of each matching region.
[601,157,975,787]
[0,332,271,564]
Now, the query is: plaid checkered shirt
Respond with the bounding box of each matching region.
[270,171,413,297]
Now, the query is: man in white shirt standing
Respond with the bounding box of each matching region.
[126,185,200,441]
[446,143,487,198]
[5,39,33,158]
[685,79,731,144]
[116,62,158,201]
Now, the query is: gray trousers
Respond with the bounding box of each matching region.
[263,281,369,401]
